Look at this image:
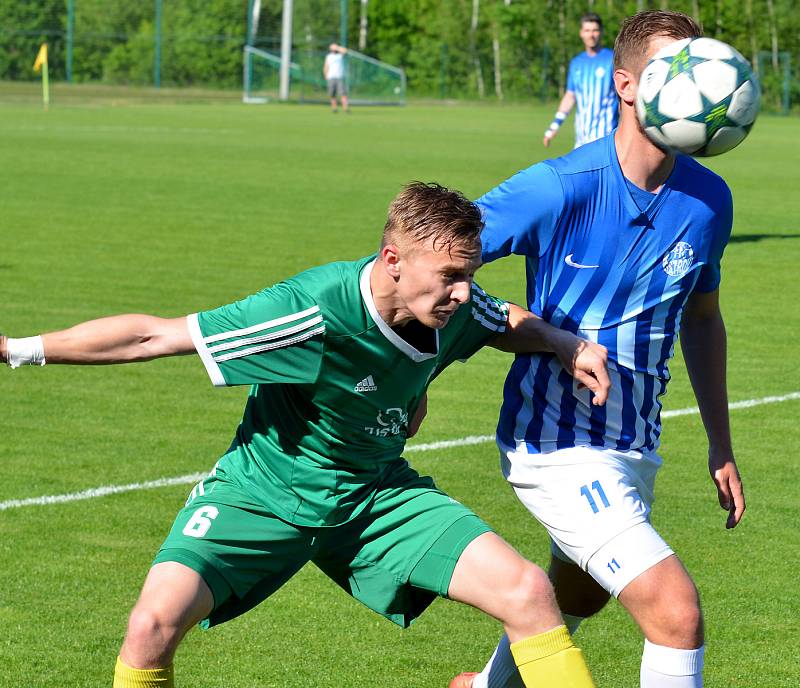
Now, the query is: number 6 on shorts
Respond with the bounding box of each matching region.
[182,506,219,538]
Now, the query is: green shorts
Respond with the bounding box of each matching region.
[154,459,491,629]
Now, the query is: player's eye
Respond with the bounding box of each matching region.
[443,271,473,284]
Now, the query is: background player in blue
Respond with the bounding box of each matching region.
[543,13,618,149]
[451,11,746,688]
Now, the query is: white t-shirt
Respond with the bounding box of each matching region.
[325,52,345,80]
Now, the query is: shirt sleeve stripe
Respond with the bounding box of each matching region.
[471,307,507,329]
[202,305,321,344]
[186,313,226,387]
[213,325,326,363]
[472,295,508,320]
[471,284,510,326]
[471,307,507,332]
[471,285,508,314]
[206,315,324,354]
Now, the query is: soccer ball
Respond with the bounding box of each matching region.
[636,37,760,157]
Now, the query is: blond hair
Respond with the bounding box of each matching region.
[382,182,483,253]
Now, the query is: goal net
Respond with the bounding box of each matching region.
[756,51,793,115]
[243,45,405,105]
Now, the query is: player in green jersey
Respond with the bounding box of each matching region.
[2,182,609,688]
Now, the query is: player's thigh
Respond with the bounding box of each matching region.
[155,474,317,628]
[447,531,562,634]
[618,553,703,645]
[313,459,491,628]
[132,561,214,630]
[510,447,673,597]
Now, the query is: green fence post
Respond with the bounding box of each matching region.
[66,0,74,83]
[782,54,791,115]
[541,44,551,103]
[340,0,348,47]
[440,43,447,99]
[154,0,162,88]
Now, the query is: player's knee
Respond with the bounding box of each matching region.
[123,606,182,665]
[649,588,704,645]
[664,597,703,637]
[503,561,558,619]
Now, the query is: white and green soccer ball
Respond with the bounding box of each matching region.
[636,37,760,157]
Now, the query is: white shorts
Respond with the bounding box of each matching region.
[503,445,674,597]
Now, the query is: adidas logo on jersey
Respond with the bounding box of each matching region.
[354,375,378,392]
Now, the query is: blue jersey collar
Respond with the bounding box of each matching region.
[608,131,674,225]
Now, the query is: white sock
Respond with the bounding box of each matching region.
[640,639,704,687]
[563,613,585,635]
[472,634,525,688]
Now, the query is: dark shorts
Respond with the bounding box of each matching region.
[327,77,347,97]
[154,460,491,629]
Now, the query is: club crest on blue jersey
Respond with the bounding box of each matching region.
[662,242,695,277]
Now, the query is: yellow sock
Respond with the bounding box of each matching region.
[510,624,596,688]
[113,657,174,687]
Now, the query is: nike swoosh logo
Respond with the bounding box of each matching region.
[564,253,599,269]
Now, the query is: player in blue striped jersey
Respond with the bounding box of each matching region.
[452,11,746,688]
[543,13,618,149]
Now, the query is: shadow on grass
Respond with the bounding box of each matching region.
[729,233,800,244]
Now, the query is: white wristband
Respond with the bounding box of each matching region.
[6,336,46,368]
[545,110,568,137]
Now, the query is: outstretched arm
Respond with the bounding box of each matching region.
[491,303,610,405]
[681,289,745,529]
[543,91,576,147]
[1,314,194,367]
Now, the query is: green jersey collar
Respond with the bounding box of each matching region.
[360,259,439,363]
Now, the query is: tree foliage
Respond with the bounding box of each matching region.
[1,0,798,107]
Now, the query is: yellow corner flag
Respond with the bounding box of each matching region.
[33,43,48,72]
[33,43,50,109]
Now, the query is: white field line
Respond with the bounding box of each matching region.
[2,391,798,512]
[0,473,207,512]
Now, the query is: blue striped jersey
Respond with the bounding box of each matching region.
[478,134,733,455]
[566,48,618,147]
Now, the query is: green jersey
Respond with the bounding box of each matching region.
[188,255,509,527]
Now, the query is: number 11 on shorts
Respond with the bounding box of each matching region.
[580,480,610,513]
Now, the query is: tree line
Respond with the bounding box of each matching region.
[1,0,796,108]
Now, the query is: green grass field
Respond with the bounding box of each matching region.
[1,94,798,687]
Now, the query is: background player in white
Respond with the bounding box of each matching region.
[324,42,349,113]
[544,12,618,149]
[451,11,745,688]
[2,183,609,688]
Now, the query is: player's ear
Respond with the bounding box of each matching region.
[614,68,636,106]
[381,244,402,278]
